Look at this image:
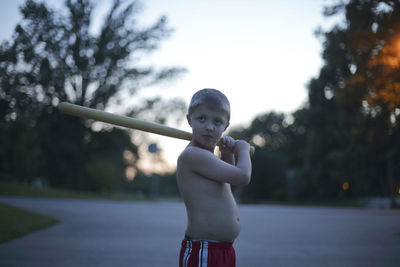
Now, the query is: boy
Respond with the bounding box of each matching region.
[177,88,252,267]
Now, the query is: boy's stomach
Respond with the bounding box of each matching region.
[184,186,241,242]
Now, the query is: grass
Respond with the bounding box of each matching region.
[0,202,59,244]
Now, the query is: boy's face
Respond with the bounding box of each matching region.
[187,105,229,152]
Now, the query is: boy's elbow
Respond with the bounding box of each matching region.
[233,161,251,186]
[241,174,251,186]
[234,173,251,187]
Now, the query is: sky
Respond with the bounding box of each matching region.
[0,0,340,171]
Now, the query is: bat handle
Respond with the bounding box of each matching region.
[249,146,255,156]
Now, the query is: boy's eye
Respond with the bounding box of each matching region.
[214,119,223,125]
[197,116,205,122]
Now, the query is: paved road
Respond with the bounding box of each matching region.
[0,197,399,267]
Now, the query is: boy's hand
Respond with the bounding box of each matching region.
[219,136,236,154]
[219,137,250,156]
[219,137,252,168]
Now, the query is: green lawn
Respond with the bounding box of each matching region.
[0,202,59,244]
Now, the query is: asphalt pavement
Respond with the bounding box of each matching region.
[0,196,399,267]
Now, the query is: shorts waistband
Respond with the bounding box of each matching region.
[183,235,233,249]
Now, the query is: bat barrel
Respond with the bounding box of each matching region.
[58,102,193,141]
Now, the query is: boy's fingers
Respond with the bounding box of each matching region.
[219,137,233,151]
[220,138,227,146]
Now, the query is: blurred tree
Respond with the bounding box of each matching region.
[295,77,345,200]
[230,0,400,204]
[230,113,294,201]
[238,148,288,203]
[302,0,400,201]
[0,117,44,182]
[0,0,186,191]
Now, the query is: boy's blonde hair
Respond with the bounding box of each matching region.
[188,88,230,122]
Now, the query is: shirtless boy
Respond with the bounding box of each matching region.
[177,88,252,267]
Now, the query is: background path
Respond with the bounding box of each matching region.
[1,197,399,267]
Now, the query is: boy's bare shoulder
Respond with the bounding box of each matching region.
[178,146,216,168]
[178,145,214,160]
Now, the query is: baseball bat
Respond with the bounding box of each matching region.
[58,102,254,155]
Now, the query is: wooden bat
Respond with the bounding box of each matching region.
[58,102,254,155]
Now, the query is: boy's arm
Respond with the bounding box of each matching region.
[233,140,252,182]
[181,142,251,186]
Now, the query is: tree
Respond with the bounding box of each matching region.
[230,0,400,203]
[0,0,186,190]
[302,0,400,201]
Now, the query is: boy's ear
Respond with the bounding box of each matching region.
[186,114,192,126]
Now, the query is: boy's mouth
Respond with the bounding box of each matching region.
[201,134,218,145]
[202,134,214,139]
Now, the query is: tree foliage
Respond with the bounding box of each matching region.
[0,0,186,191]
[308,0,400,200]
[231,0,400,203]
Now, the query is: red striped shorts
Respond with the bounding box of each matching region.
[179,237,236,267]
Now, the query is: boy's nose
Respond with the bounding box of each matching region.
[205,122,214,131]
